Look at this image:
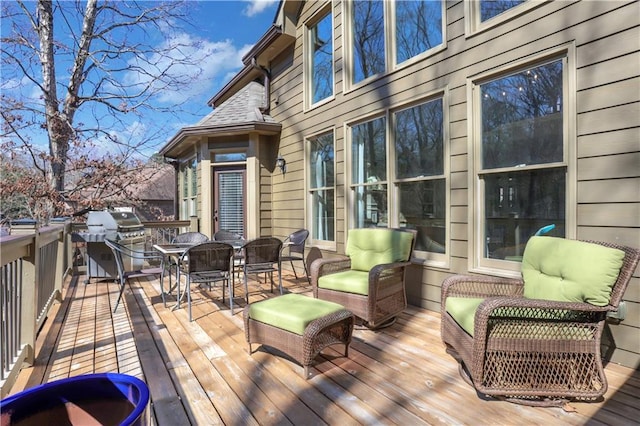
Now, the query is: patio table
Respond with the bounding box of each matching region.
[153,243,194,309]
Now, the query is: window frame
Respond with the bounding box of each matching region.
[465,0,548,37]
[345,90,450,266]
[179,157,198,220]
[306,128,337,251]
[390,94,449,265]
[343,0,446,93]
[389,0,447,70]
[304,4,335,111]
[468,46,576,276]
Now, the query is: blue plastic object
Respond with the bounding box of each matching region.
[534,224,556,236]
[1,373,149,426]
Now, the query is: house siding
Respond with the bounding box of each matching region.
[267,0,639,367]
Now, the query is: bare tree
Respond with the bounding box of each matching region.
[1,0,199,221]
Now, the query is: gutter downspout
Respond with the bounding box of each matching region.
[251,58,271,115]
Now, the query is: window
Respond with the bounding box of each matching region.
[347,0,445,87]
[347,95,447,259]
[351,0,385,84]
[350,117,387,227]
[394,99,446,254]
[466,0,538,35]
[180,158,197,219]
[395,0,443,65]
[475,58,567,268]
[308,132,335,245]
[307,10,333,106]
[480,0,525,21]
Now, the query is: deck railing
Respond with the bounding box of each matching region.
[0,216,199,397]
[0,221,71,397]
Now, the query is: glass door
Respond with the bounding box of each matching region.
[213,167,246,237]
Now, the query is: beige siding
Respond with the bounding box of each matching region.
[268,0,640,367]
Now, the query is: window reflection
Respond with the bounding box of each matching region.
[309,133,335,241]
[484,169,565,260]
[351,117,387,227]
[352,0,385,83]
[479,58,566,262]
[396,0,443,64]
[394,98,446,253]
[481,61,563,169]
[310,12,333,104]
[480,0,526,21]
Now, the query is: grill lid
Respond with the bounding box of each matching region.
[86,210,143,231]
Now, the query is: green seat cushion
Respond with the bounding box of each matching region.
[446,297,595,339]
[317,270,369,296]
[522,237,625,306]
[346,229,413,272]
[445,297,484,336]
[248,293,345,335]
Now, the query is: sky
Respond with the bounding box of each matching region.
[1,0,280,158]
[135,0,281,154]
[166,0,279,117]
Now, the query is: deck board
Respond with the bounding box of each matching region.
[10,272,640,425]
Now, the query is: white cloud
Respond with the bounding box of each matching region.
[123,32,248,105]
[242,0,278,18]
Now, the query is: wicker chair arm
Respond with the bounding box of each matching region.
[310,257,351,286]
[441,274,523,305]
[368,261,411,296]
[477,296,611,316]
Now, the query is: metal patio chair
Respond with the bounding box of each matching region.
[105,239,165,313]
[179,241,235,321]
[241,237,283,303]
[280,229,310,284]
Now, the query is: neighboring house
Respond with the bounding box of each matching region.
[67,163,175,221]
[128,164,176,221]
[161,0,640,367]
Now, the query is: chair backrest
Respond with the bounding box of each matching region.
[104,239,127,277]
[346,228,416,272]
[285,229,309,256]
[214,230,244,241]
[243,237,283,265]
[521,236,640,308]
[173,231,209,244]
[182,242,234,273]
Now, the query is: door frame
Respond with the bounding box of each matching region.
[213,165,247,237]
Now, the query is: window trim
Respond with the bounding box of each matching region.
[344,89,450,267]
[389,0,447,70]
[343,0,388,92]
[465,0,549,38]
[305,127,337,251]
[467,44,577,277]
[389,92,450,266]
[179,156,198,220]
[343,0,446,94]
[304,4,335,111]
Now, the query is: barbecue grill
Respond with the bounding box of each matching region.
[73,210,146,282]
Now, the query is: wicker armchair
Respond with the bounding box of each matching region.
[311,228,416,329]
[441,237,640,407]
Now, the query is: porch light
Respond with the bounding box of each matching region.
[276,154,286,175]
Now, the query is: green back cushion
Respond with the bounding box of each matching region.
[346,229,413,272]
[318,270,369,295]
[248,293,345,335]
[521,237,625,306]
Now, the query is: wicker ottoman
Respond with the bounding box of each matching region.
[243,293,354,378]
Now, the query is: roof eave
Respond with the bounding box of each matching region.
[160,121,282,158]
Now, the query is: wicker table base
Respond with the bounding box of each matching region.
[243,296,354,378]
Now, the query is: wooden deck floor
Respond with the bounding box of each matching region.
[11,271,640,425]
